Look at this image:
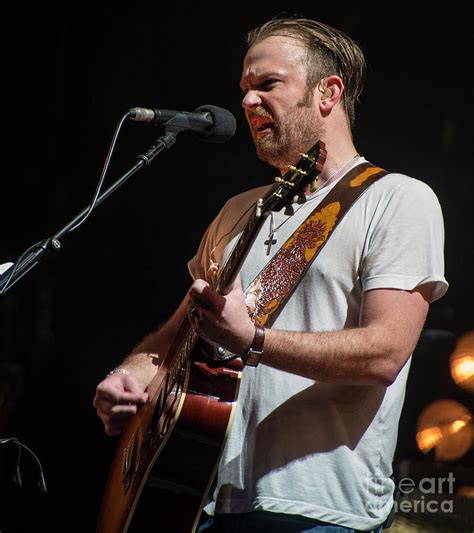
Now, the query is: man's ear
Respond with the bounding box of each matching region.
[319,82,333,100]
[318,75,344,107]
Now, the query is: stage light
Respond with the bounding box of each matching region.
[458,486,474,498]
[416,399,472,461]
[450,331,474,393]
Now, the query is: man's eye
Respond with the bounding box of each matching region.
[261,79,278,90]
[240,79,279,94]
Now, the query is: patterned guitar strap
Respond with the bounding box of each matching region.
[245,162,389,328]
[214,161,388,362]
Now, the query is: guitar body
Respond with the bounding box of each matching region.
[97,142,326,532]
[97,323,241,532]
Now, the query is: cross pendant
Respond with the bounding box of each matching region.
[264,232,277,255]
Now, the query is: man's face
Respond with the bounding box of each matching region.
[240,36,323,171]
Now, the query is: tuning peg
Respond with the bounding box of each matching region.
[275,176,295,187]
[284,204,294,216]
[309,177,319,193]
[297,193,307,205]
[299,152,316,163]
[288,165,308,176]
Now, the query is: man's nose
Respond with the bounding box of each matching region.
[242,90,262,109]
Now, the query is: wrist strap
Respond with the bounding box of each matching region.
[242,326,265,367]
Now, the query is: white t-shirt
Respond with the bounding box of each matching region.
[188,158,448,529]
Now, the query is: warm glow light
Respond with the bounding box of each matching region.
[416,426,443,453]
[450,416,471,434]
[450,331,474,393]
[452,356,474,382]
[416,399,473,461]
[458,486,474,498]
[415,417,470,453]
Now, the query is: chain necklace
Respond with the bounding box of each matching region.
[264,153,360,255]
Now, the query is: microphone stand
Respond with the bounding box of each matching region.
[0,131,177,295]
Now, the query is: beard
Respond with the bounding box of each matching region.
[251,89,324,170]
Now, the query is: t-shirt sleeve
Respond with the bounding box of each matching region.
[186,197,240,282]
[360,176,448,302]
[187,185,271,283]
[187,212,222,282]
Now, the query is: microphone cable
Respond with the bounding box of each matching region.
[0,436,48,496]
[0,111,131,294]
[68,111,131,233]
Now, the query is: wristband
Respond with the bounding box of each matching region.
[106,368,130,377]
[241,326,265,367]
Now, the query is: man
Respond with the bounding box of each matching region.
[94,18,448,532]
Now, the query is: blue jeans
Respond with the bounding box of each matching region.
[197,511,383,532]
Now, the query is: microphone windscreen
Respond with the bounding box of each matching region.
[194,105,236,143]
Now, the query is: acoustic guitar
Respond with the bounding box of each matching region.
[96,141,327,532]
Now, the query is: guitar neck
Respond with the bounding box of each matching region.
[216,140,326,295]
[216,207,262,294]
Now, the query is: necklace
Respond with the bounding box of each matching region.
[264,153,360,255]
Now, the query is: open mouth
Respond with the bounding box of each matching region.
[254,120,274,135]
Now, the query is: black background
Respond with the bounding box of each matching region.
[1,4,473,531]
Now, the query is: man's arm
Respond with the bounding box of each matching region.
[188,278,433,387]
[93,295,189,435]
[262,284,432,385]
[120,295,190,388]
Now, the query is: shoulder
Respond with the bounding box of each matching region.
[372,170,434,190]
[220,184,272,214]
[367,171,442,211]
[188,184,273,280]
[212,184,273,234]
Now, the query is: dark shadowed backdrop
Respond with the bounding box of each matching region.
[1,4,473,531]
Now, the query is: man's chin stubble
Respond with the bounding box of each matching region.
[255,141,298,170]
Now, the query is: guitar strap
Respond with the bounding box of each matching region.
[244,162,389,328]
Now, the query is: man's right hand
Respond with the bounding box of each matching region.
[93,373,149,436]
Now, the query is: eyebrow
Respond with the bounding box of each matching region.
[239,71,286,91]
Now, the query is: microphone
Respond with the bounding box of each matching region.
[128,104,236,143]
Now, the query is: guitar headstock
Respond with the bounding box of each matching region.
[258,141,327,217]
